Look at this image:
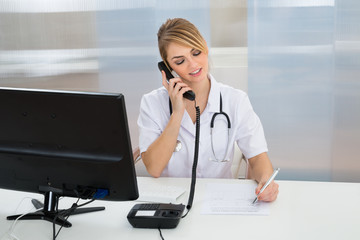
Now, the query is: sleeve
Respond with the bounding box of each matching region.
[137,93,166,154]
[235,94,268,159]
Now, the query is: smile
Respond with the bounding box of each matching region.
[189,68,201,76]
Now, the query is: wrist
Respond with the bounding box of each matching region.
[164,111,183,137]
[170,109,184,122]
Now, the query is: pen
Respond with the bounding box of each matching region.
[252,168,280,204]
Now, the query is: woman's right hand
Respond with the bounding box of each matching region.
[161,70,192,115]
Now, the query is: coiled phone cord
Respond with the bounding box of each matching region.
[182,102,200,218]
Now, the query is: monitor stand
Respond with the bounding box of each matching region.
[6,191,105,228]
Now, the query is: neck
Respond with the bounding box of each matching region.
[188,75,211,102]
[185,75,211,114]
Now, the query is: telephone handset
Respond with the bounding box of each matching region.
[158,61,196,101]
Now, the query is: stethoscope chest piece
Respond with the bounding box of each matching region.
[174,139,182,152]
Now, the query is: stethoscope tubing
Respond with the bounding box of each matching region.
[169,92,232,160]
[210,93,231,162]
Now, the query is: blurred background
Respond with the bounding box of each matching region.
[0,0,359,182]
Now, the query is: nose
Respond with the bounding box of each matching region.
[187,56,198,69]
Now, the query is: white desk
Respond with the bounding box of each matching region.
[1,177,359,240]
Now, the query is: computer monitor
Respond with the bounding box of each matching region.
[0,87,139,227]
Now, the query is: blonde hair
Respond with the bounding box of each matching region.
[157,18,207,70]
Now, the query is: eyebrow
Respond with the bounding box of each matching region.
[171,55,183,60]
[171,48,196,60]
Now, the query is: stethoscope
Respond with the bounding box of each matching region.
[169,93,232,162]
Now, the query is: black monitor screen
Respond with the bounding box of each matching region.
[0,87,139,202]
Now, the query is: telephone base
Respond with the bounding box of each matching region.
[127,203,185,229]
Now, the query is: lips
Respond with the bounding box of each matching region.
[189,68,202,76]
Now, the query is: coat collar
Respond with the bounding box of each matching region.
[207,74,221,113]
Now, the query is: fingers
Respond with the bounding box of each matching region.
[161,70,168,90]
[162,71,192,99]
[256,181,279,202]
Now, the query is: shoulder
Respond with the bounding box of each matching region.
[216,81,248,103]
[210,77,254,116]
[141,87,168,106]
[140,87,170,117]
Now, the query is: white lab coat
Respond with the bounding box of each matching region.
[138,74,268,178]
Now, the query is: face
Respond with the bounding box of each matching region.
[166,42,208,85]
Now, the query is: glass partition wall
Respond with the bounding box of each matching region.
[1,0,359,181]
[248,0,360,182]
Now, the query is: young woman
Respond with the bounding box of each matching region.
[137,18,278,202]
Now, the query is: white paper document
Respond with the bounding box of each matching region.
[201,182,270,215]
[136,180,186,203]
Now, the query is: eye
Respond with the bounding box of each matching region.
[175,59,184,65]
[193,50,201,56]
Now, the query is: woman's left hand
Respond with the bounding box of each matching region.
[255,180,279,202]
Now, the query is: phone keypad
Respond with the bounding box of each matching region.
[138,203,160,210]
